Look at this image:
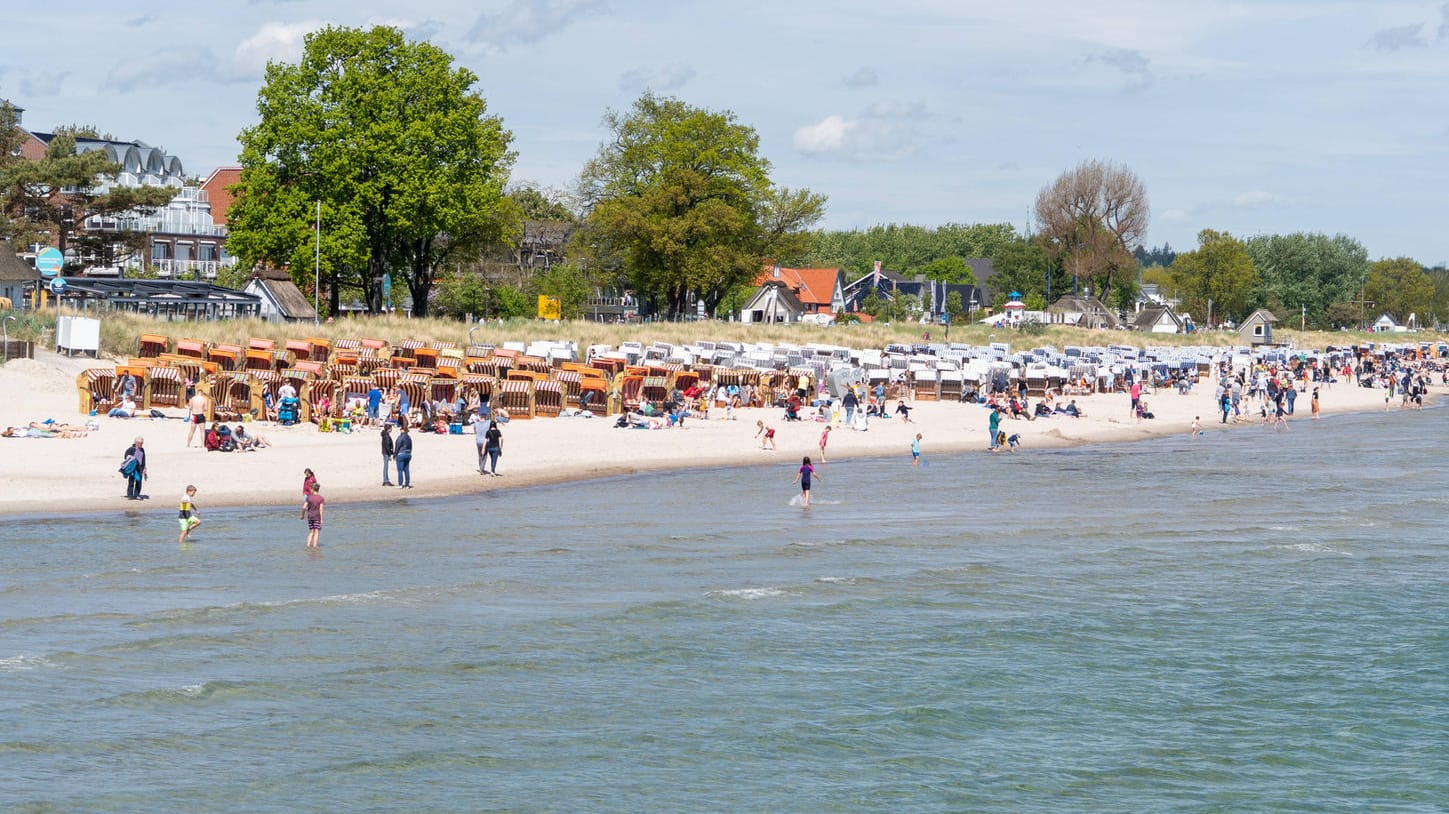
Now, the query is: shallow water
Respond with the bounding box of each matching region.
[3,406,1447,812]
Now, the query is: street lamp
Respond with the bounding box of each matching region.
[969,295,978,327]
[313,200,321,325]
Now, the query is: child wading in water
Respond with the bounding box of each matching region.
[301,482,325,548]
[794,456,819,507]
[911,433,922,466]
[177,485,201,544]
[818,425,831,462]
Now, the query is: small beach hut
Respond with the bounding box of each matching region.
[1238,309,1278,346]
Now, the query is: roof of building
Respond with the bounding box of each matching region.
[246,273,315,320]
[744,279,807,314]
[1241,308,1279,325]
[0,243,40,283]
[1132,304,1181,330]
[753,266,841,308]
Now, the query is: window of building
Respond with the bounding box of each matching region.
[151,243,171,261]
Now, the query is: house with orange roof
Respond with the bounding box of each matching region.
[740,265,844,323]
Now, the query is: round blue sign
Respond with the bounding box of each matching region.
[48,277,67,295]
[36,247,64,277]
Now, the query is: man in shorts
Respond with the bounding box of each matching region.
[185,390,208,448]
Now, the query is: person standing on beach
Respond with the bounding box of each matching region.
[302,467,317,498]
[122,436,147,500]
[1311,387,1320,420]
[177,485,201,544]
[793,456,818,508]
[911,433,922,466]
[301,482,324,548]
[1129,380,1141,417]
[185,389,208,448]
[818,425,831,462]
[394,422,413,488]
[483,420,503,476]
[988,407,1002,452]
[380,426,395,486]
[471,410,490,474]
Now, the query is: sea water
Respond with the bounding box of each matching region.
[3,406,1447,812]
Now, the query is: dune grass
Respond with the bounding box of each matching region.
[12,305,1441,361]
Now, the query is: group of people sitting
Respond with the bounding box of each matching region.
[977,390,1086,420]
[203,421,272,452]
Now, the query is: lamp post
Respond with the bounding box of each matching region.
[313,200,321,325]
[2,315,15,363]
[969,295,978,328]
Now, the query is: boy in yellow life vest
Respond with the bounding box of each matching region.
[178,485,201,544]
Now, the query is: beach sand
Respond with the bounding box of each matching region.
[0,349,1434,518]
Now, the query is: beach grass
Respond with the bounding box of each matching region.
[11,305,1439,360]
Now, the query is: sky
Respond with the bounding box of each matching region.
[4,0,1448,264]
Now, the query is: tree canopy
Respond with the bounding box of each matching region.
[1170,229,1258,324]
[1364,257,1433,325]
[805,222,1018,280]
[575,93,824,317]
[1033,159,1148,303]
[228,25,515,317]
[1243,232,1368,328]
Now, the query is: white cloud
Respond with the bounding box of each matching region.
[618,63,696,93]
[106,48,215,92]
[792,101,929,160]
[1233,190,1281,209]
[843,67,877,88]
[230,20,325,81]
[468,0,600,51]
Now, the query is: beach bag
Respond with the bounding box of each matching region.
[120,456,138,477]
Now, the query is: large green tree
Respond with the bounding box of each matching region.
[1364,257,1433,325]
[1033,159,1148,304]
[1243,232,1368,328]
[575,93,825,317]
[1170,229,1258,325]
[229,25,515,317]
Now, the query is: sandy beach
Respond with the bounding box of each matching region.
[0,347,1437,519]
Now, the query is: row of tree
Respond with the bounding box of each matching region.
[1154,229,1446,329]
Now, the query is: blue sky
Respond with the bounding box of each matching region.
[4,1,1448,264]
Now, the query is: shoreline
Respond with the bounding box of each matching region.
[1,350,1442,520]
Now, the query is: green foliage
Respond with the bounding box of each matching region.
[0,116,126,258]
[716,283,756,320]
[576,93,824,317]
[432,271,491,320]
[917,255,976,284]
[492,284,533,318]
[945,291,965,321]
[1364,257,1433,325]
[534,263,592,319]
[806,222,1018,279]
[1170,229,1258,324]
[230,25,515,318]
[991,236,1066,304]
[509,184,575,221]
[1243,232,1368,328]
[860,291,885,319]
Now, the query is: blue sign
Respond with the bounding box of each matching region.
[36,248,64,277]
[48,277,67,295]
